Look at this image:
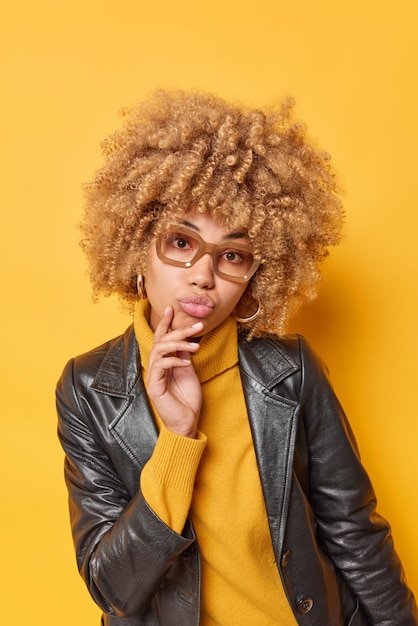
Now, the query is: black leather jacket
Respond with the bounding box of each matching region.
[56,325,417,626]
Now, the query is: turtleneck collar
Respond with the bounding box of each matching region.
[134,299,239,383]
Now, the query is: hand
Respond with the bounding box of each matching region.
[146,306,203,438]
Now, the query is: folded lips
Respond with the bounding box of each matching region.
[178,295,215,318]
[179,295,215,308]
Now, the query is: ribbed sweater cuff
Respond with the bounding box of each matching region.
[144,426,207,493]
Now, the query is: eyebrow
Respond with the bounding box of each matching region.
[180,220,249,241]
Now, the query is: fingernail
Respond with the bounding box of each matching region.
[182,358,191,363]
[192,322,203,328]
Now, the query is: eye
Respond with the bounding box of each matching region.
[174,237,189,249]
[221,249,245,264]
[166,233,193,250]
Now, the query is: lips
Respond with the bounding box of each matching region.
[178,295,215,318]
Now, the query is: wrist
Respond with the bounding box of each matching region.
[166,425,197,439]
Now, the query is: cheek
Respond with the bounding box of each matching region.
[220,284,248,309]
[145,250,170,290]
[145,258,183,309]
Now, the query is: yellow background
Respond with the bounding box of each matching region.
[1,1,417,623]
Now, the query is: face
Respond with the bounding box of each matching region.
[145,211,252,335]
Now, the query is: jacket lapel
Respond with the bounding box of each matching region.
[238,335,301,554]
[91,325,158,470]
[109,383,159,469]
[91,326,301,554]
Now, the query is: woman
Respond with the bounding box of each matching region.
[56,90,417,625]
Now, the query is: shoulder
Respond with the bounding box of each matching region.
[238,332,326,379]
[56,325,138,398]
[238,332,334,410]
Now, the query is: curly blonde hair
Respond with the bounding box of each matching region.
[80,89,343,338]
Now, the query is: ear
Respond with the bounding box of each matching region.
[233,289,260,323]
[136,274,147,299]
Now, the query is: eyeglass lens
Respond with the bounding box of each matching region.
[159,230,255,279]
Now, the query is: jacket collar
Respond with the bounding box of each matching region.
[91,325,301,554]
[91,326,300,397]
[91,325,140,398]
[237,333,299,389]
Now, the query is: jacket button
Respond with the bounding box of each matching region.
[281,549,291,567]
[297,597,314,614]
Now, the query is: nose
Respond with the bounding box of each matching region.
[189,252,215,289]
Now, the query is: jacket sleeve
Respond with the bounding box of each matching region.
[297,336,417,625]
[56,357,195,619]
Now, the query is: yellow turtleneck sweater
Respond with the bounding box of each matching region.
[135,300,297,626]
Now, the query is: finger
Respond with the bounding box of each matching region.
[187,321,204,339]
[156,320,204,343]
[150,338,200,359]
[153,307,204,341]
[146,355,193,386]
[153,306,175,341]
[150,352,195,373]
[176,350,192,362]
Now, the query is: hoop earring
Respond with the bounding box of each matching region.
[137,274,147,299]
[233,302,260,323]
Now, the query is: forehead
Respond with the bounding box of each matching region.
[180,219,249,242]
[172,210,249,240]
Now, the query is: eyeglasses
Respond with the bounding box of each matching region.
[156,227,260,283]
